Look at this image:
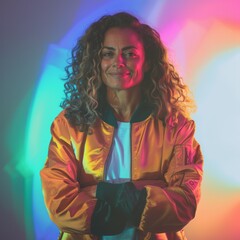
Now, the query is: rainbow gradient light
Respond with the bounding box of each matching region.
[16,0,240,239]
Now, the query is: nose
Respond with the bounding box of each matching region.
[113,53,125,68]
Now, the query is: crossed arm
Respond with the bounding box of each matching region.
[40,117,203,235]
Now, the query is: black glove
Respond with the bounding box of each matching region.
[91,199,126,236]
[96,181,147,226]
[96,181,128,205]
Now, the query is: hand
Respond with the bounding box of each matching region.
[115,182,141,216]
[96,181,147,225]
[96,181,127,205]
[115,182,147,225]
[91,200,126,235]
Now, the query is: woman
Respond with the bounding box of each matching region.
[40,12,203,240]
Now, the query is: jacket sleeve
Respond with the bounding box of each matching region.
[139,120,203,233]
[40,115,97,234]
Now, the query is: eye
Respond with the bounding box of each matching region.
[101,51,114,59]
[123,52,137,58]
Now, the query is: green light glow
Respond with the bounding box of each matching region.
[25,45,68,239]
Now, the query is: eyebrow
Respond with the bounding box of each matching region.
[101,46,137,51]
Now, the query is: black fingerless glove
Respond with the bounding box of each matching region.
[90,200,126,236]
[96,181,126,205]
[96,181,147,226]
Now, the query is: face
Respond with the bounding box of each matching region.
[100,27,148,91]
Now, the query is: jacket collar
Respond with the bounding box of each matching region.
[100,101,154,127]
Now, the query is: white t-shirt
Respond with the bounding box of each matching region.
[105,121,131,183]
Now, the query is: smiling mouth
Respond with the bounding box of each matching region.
[108,72,130,76]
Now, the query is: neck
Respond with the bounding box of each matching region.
[106,86,141,122]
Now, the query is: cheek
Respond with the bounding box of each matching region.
[135,61,146,74]
[100,61,105,72]
[100,62,106,79]
[101,61,111,74]
[100,62,109,84]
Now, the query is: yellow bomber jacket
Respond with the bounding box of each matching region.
[40,104,203,240]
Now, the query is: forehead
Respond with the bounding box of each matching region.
[103,27,143,48]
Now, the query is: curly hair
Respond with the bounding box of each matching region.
[61,12,195,131]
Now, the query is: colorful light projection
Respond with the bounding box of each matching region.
[29,45,67,240]
[16,0,240,239]
[195,48,240,186]
[188,49,240,240]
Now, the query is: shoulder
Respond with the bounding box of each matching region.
[166,113,195,130]
[51,110,101,140]
[52,109,69,127]
[164,113,196,143]
[50,110,77,139]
